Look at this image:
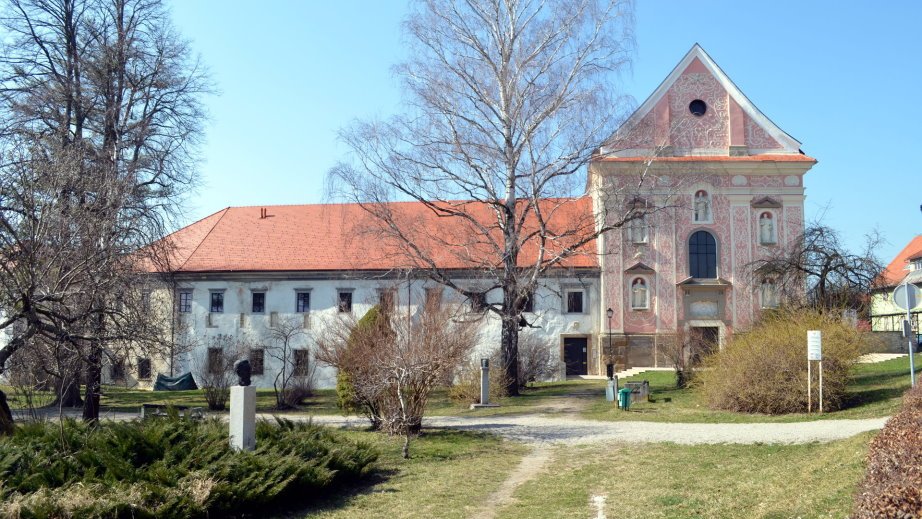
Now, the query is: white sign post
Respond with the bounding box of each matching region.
[807,331,823,413]
[893,282,919,388]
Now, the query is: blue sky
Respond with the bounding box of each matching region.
[169,1,921,263]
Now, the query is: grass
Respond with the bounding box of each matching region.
[498,432,874,519]
[296,429,527,518]
[581,354,922,423]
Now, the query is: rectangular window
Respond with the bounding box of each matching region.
[110,360,125,381]
[296,292,311,313]
[249,349,264,376]
[469,292,487,312]
[293,349,310,376]
[566,290,584,314]
[141,290,152,313]
[338,291,353,313]
[424,287,442,311]
[137,358,152,380]
[178,291,192,313]
[522,291,534,313]
[207,347,223,374]
[252,292,265,313]
[210,292,224,313]
[378,289,395,311]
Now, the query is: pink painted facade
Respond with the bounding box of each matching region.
[589,45,814,369]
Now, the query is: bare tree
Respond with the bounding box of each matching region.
[0,0,210,431]
[748,224,885,317]
[267,316,309,410]
[317,305,477,458]
[330,0,642,395]
[192,334,250,412]
[516,331,559,388]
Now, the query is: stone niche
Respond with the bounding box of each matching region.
[682,289,725,320]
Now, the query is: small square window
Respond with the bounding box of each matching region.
[338,291,353,313]
[566,290,584,314]
[210,292,224,313]
[296,292,311,313]
[178,291,192,313]
[469,292,487,312]
[252,292,265,313]
[137,358,152,380]
[249,349,264,376]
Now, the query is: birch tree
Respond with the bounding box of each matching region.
[331,0,640,395]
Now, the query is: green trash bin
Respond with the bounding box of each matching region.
[618,387,633,410]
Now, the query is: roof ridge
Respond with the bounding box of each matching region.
[219,196,590,211]
[178,207,230,271]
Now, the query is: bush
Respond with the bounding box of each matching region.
[0,415,377,518]
[853,385,922,518]
[699,308,871,414]
[517,333,559,388]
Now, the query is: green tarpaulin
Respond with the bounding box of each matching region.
[153,372,198,391]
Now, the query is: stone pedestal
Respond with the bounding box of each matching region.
[470,358,500,410]
[230,385,256,451]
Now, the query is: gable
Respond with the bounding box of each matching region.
[603,44,801,157]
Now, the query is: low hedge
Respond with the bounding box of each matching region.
[853,385,922,518]
[0,415,378,518]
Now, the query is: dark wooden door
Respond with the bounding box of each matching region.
[689,327,719,366]
[563,337,588,376]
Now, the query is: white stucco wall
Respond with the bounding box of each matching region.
[130,274,599,389]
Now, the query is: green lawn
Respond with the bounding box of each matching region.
[580,354,921,423]
[499,432,874,519]
[295,429,527,518]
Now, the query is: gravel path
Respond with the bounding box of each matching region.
[278,413,888,446]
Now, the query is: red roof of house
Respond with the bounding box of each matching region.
[596,154,816,163]
[881,235,922,286]
[148,198,599,273]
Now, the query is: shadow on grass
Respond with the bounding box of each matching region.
[843,386,911,408]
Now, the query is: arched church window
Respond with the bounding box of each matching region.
[759,212,776,245]
[689,231,717,279]
[693,190,711,223]
[631,278,649,310]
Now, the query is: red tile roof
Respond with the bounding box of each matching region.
[881,235,922,287]
[148,198,599,273]
[596,154,816,163]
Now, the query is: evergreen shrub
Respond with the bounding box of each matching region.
[0,415,377,518]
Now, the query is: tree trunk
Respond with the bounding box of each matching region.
[0,389,14,435]
[82,345,101,423]
[500,316,520,396]
[53,371,84,408]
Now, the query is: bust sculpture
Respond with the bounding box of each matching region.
[234,359,252,386]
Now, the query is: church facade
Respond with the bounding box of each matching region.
[127,45,814,389]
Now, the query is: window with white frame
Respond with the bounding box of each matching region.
[631,278,649,310]
[178,291,192,313]
[209,291,224,313]
[337,290,353,313]
[295,291,311,313]
[565,289,584,314]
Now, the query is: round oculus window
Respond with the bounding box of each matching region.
[689,99,707,116]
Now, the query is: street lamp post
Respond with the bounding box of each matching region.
[606,307,614,376]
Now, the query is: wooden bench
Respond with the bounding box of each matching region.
[140,403,204,420]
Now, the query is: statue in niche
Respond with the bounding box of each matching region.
[759,212,775,244]
[234,359,251,386]
[631,278,648,309]
[761,280,779,308]
[694,191,710,222]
